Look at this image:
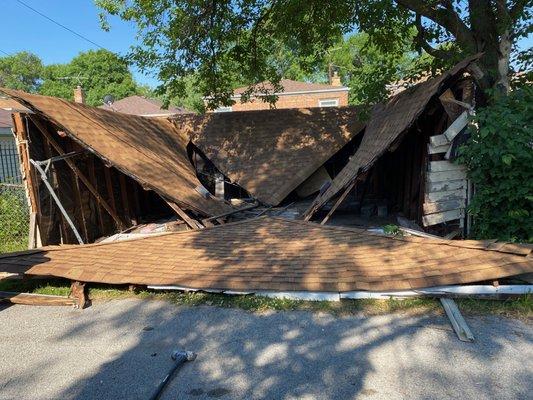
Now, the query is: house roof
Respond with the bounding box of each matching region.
[0,97,31,129]
[0,88,232,216]
[232,79,349,97]
[174,106,365,205]
[305,55,481,216]
[0,216,530,292]
[99,95,190,116]
[0,110,12,129]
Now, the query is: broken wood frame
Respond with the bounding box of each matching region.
[13,113,201,245]
[306,78,475,236]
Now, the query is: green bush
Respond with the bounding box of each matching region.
[0,188,29,253]
[458,87,533,242]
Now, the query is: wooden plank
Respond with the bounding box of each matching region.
[0,291,76,306]
[321,181,356,225]
[71,172,89,242]
[439,89,463,120]
[27,212,38,249]
[201,203,258,224]
[166,201,203,229]
[12,113,39,214]
[425,188,466,203]
[440,298,475,342]
[118,174,132,225]
[422,209,464,226]
[30,116,125,229]
[426,179,467,193]
[426,170,467,184]
[87,156,105,234]
[423,199,465,215]
[429,160,466,173]
[103,167,116,213]
[429,111,469,147]
[428,143,450,155]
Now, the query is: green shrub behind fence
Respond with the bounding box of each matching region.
[0,184,29,253]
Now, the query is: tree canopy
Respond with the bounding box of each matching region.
[96,0,532,108]
[0,51,43,92]
[39,49,138,106]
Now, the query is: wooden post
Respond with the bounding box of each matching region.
[29,116,125,229]
[104,167,116,214]
[12,114,39,215]
[320,181,356,225]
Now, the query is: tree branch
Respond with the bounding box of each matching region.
[396,0,477,52]
[510,0,529,21]
[414,14,456,59]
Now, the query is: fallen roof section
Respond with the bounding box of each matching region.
[0,217,530,292]
[304,55,480,218]
[0,88,231,217]
[174,107,365,205]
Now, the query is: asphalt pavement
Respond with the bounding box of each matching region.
[0,298,531,399]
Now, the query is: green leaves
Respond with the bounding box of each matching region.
[39,49,138,106]
[0,51,43,92]
[458,86,533,243]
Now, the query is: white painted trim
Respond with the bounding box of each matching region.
[146,285,533,301]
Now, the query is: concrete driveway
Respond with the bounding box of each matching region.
[0,299,531,400]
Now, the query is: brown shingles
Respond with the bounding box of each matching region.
[0,88,231,217]
[0,217,531,292]
[174,107,365,205]
[307,55,481,214]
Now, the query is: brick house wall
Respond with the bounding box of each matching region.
[229,90,349,111]
[206,78,350,112]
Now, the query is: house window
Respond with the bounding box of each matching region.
[318,99,339,107]
[214,106,233,112]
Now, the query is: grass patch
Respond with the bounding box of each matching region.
[0,278,530,319]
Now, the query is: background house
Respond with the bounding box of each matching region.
[211,73,349,112]
[99,95,190,116]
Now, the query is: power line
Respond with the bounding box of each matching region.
[0,49,11,56]
[14,0,106,50]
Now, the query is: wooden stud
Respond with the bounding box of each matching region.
[87,156,105,234]
[29,116,125,229]
[320,181,356,225]
[118,174,132,225]
[104,167,116,213]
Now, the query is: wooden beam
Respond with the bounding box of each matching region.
[201,203,258,224]
[166,201,203,229]
[428,160,466,173]
[0,291,76,306]
[320,181,356,225]
[118,174,132,225]
[12,113,39,214]
[426,169,467,184]
[104,167,116,213]
[29,116,125,229]
[440,298,475,342]
[87,156,105,233]
[429,111,469,147]
[71,171,89,242]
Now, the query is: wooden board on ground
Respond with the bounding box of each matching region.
[0,291,76,306]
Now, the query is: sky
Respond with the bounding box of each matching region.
[0,0,159,87]
[0,0,531,89]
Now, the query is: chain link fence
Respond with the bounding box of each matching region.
[0,141,29,253]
